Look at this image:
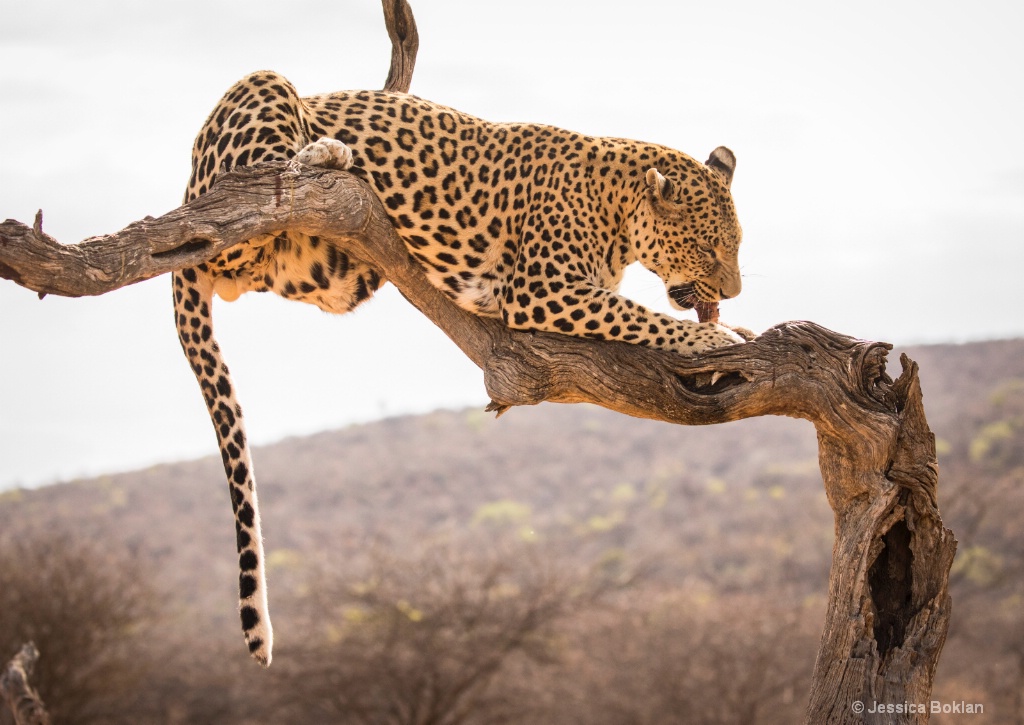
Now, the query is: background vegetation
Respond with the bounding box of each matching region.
[1,339,1021,724]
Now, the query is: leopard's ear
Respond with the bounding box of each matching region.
[705,146,736,187]
[645,167,675,206]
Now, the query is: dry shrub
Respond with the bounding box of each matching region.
[0,531,156,725]
[272,538,625,725]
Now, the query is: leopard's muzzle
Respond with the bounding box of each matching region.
[668,283,698,309]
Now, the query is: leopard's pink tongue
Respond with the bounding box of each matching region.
[694,299,720,324]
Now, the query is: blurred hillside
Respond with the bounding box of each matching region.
[1,338,1022,724]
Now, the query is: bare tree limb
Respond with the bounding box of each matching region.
[0,643,51,725]
[381,0,419,94]
[0,160,955,722]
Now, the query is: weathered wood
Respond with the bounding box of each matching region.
[382,0,419,94]
[0,157,954,721]
[807,355,956,724]
[0,643,51,725]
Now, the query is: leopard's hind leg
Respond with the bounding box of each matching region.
[173,266,273,665]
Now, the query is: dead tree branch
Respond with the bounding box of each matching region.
[0,643,51,725]
[0,161,956,722]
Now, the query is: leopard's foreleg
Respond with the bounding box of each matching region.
[498,277,744,355]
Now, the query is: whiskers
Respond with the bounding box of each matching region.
[619,264,671,309]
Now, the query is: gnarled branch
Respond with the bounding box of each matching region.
[0,161,955,722]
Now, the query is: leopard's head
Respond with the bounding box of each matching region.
[630,147,742,312]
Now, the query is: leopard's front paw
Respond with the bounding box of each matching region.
[723,323,757,342]
[686,322,746,353]
[295,137,354,170]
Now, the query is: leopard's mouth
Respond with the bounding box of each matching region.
[668,282,721,323]
[667,283,698,309]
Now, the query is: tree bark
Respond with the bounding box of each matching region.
[0,644,51,725]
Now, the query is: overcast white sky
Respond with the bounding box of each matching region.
[1,0,1022,488]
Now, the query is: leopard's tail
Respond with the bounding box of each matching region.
[173,266,273,666]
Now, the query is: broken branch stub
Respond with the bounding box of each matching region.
[0,160,954,723]
[0,643,51,725]
[382,0,419,94]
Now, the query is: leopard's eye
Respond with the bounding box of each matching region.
[699,245,717,260]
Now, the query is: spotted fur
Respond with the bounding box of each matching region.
[176,71,747,665]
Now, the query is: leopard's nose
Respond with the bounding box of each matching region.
[719,274,741,300]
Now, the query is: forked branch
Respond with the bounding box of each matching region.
[0,156,954,724]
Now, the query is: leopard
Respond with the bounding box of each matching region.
[174,70,748,665]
